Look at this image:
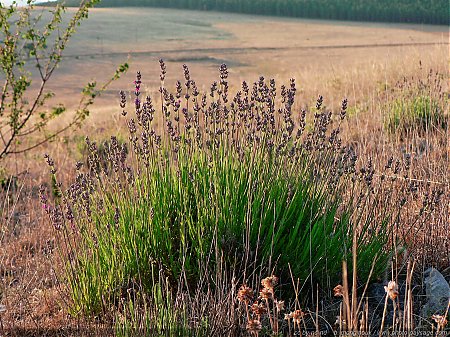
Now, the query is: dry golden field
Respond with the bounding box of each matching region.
[39,8,448,109]
[0,7,448,336]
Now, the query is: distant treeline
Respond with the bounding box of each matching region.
[42,0,448,25]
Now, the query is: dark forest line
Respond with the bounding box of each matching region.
[39,0,448,25]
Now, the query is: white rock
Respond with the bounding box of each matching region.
[0,304,5,313]
[422,268,450,316]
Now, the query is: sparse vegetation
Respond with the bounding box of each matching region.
[0,3,448,337]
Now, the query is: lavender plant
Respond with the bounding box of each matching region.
[41,63,419,333]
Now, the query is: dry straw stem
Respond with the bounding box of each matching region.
[0,303,5,332]
[335,237,378,333]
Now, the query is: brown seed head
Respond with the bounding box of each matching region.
[333,285,344,297]
[251,302,266,316]
[246,319,262,334]
[275,300,285,311]
[432,314,448,328]
[291,309,305,324]
[261,275,279,290]
[238,284,254,303]
[384,281,399,300]
[260,287,273,300]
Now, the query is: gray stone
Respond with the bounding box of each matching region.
[422,268,450,316]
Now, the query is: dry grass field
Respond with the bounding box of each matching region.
[0,6,449,336]
[38,8,448,109]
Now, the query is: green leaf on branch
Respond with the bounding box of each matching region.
[51,104,66,117]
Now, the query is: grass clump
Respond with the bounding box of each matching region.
[40,63,416,333]
[385,95,445,135]
[383,70,448,137]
